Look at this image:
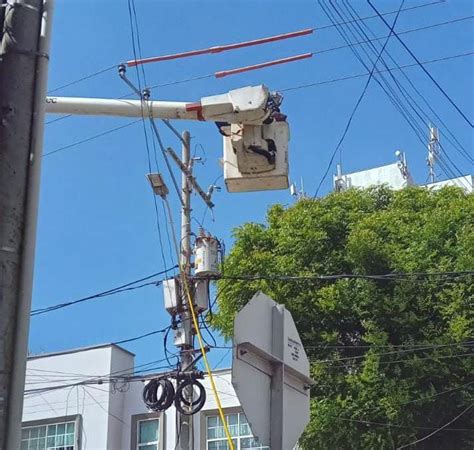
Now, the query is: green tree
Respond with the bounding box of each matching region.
[213,187,473,450]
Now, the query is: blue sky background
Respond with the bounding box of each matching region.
[30,0,473,371]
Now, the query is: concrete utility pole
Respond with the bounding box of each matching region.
[0,1,54,449]
[177,130,194,450]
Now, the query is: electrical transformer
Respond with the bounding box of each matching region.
[194,235,220,276]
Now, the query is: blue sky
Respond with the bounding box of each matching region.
[30,0,473,370]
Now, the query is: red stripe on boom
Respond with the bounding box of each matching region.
[215,53,313,79]
[126,29,313,67]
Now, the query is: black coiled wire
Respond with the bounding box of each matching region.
[142,376,206,415]
[174,378,206,416]
[142,377,175,412]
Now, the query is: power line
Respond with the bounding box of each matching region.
[313,0,405,197]
[43,120,141,156]
[339,2,473,166]
[280,51,474,92]
[47,65,116,94]
[316,352,474,368]
[30,266,177,316]
[396,403,473,449]
[309,342,473,364]
[217,271,474,282]
[332,415,472,432]
[42,51,474,159]
[113,326,171,346]
[367,0,473,128]
[44,0,444,96]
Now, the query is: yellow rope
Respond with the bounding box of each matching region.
[164,199,235,450]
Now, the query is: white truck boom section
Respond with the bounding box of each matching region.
[45,85,290,192]
[45,85,270,124]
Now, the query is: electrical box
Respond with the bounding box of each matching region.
[194,279,210,312]
[194,236,220,276]
[223,120,289,192]
[173,325,187,347]
[163,278,180,315]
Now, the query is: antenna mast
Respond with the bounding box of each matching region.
[427,125,440,183]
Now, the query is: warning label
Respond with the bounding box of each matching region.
[287,337,302,362]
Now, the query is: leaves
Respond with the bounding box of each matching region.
[214,187,474,449]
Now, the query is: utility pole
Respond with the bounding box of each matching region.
[178,130,194,450]
[0,1,54,449]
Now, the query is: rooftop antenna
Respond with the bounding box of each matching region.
[395,150,409,181]
[427,125,440,184]
[334,164,345,192]
[300,176,306,198]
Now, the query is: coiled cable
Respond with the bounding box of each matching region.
[142,377,175,412]
[174,378,206,416]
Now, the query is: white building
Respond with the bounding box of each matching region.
[23,344,268,450]
[332,154,472,193]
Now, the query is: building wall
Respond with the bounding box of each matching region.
[24,345,134,450]
[334,162,412,191]
[423,175,473,193]
[23,345,243,450]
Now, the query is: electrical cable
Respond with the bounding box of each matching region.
[42,0,444,98]
[396,404,473,449]
[30,266,177,316]
[174,378,207,416]
[339,0,472,183]
[217,271,474,282]
[367,0,473,128]
[113,326,171,346]
[313,0,405,197]
[42,51,473,159]
[341,2,473,165]
[142,377,176,411]
[280,51,474,92]
[162,197,235,449]
[315,0,469,193]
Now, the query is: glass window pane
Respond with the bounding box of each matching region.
[39,427,46,438]
[56,434,64,446]
[227,414,238,426]
[138,445,157,450]
[47,425,56,436]
[21,429,29,439]
[47,436,55,447]
[66,422,75,434]
[65,433,74,445]
[20,440,29,450]
[56,424,65,435]
[30,428,39,439]
[207,416,218,428]
[139,419,158,444]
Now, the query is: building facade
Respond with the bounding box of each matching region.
[23,344,268,450]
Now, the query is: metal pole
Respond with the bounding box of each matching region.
[177,130,194,450]
[0,0,53,449]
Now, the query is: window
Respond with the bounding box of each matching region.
[21,420,76,450]
[206,412,269,450]
[131,415,162,450]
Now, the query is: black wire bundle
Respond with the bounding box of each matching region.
[174,378,207,416]
[142,377,175,412]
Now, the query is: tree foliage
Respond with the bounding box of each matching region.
[213,187,473,449]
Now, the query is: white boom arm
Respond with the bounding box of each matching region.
[45,85,271,125]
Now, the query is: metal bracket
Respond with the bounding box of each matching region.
[166,147,215,209]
